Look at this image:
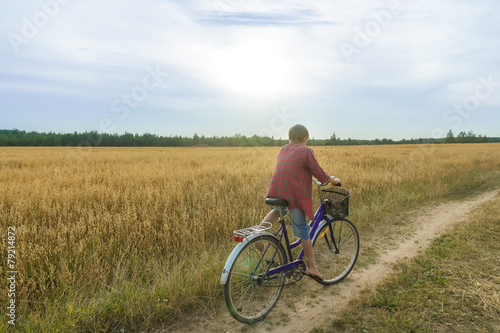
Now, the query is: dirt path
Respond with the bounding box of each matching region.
[168,189,499,333]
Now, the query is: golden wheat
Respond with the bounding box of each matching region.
[0,144,499,330]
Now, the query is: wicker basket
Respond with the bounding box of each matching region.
[320,187,350,217]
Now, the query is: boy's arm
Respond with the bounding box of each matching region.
[305,148,336,185]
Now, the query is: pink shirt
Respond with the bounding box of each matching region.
[266,143,331,220]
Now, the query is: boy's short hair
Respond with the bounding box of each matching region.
[289,124,309,143]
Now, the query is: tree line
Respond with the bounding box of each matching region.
[325,130,494,146]
[0,129,497,147]
[443,130,490,144]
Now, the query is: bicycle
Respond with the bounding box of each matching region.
[220,178,360,324]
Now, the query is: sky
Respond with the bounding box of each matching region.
[1,0,499,140]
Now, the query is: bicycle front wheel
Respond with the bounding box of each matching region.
[312,217,359,285]
[223,235,287,324]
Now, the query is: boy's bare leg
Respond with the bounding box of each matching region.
[302,239,321,277]
[256,210,279,252]
[261,210,278,225]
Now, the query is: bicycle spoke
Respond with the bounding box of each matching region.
[238,284,256,311]
[224,236,287,323]
[224,186,357,322]
[313,219,359,285]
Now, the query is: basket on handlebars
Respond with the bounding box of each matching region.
[320,188,350,217]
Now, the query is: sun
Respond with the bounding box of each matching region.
[208,41,294,97]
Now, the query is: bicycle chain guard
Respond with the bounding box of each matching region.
[292,261,307,281]
[256,261,307,287]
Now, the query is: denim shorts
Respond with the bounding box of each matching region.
[273,206,310,240]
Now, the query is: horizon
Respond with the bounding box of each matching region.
[1,127,496,143]
[1,1,499,141]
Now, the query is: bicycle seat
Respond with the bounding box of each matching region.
[265,198,289,207]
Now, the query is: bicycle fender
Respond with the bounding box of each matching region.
[311,219,329,243]
[220,232,278,285]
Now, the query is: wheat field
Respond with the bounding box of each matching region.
[1,144,499,331]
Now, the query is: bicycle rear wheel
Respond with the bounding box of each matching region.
[223,235,287,324]
[312,217,359,285]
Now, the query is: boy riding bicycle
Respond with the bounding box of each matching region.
[262,124,341,281]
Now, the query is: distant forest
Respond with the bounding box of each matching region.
[0,129,497,147]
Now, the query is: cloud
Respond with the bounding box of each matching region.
[197,8,335,26]
[1,0,499,138]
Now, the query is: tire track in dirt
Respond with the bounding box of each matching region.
[167,189,499,333]
[265,189,499,333]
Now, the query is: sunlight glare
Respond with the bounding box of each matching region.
[210,42,294,97]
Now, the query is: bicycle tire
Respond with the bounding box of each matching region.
[312,217,359,285]
[223,235,288,324]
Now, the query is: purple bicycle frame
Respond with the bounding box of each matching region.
[264,203,331,278]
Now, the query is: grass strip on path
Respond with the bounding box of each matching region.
[316,193,500,333]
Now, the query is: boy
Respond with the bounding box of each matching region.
[263,124,341,280]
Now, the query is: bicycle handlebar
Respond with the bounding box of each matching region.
[313,177,342,187]
[312,178,323,186]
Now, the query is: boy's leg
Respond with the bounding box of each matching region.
[261,209,278,224]
[256,209,280,253]
[302,239,321,277]
[288,208,322,278]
